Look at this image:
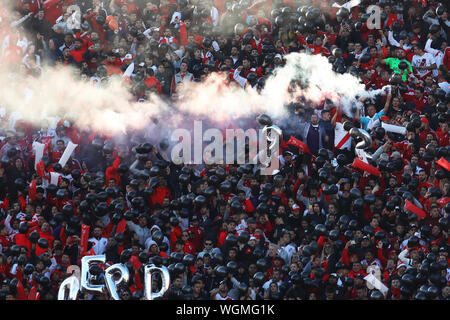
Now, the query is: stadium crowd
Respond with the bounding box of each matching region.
[0,0,449,300]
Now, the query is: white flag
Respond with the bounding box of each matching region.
[32,141,45,170]
[381,122,407,135]
[58,141,78,168]
[364,273,389,296]
[123,63,135,78]
[332,0,361,10]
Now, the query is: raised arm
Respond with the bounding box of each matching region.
[331,104,340,128]
[387,31,401,48]
[382,92,392,115]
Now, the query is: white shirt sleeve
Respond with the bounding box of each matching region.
[10,263,18,275]
[387,31,401,48]
[4,215,14,234]
[233,69,247,88]
[398,249,412,266]
[424,38,439,56]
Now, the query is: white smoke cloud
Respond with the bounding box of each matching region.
[0,49,371,140]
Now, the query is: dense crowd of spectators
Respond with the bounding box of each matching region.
[0,0,449,300]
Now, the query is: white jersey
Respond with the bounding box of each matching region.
[215,293,233,300]
[334,122,351,150]
[411,53,435,78]
[424,39,444,77]
[88,237,108,255]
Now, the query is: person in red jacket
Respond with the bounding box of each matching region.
[236,189,254,214]
[150,177,172,207]
[186,216,204,253]
[347,261,367,279]
[435,119,449,146]
[169,221,182,251]
[70,38,85,63]
[181,231,195,255]
[50,139,65,163]
[217,219,237,248]
[38,222,54,249]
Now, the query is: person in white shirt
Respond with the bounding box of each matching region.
[276,231,297,264]
[424,36,446,77]
[213,280,233,300]
[411,43,437,79]
[262,269,283,292]
[88,226,108,255]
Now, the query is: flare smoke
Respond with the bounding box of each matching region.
[0,52,370,137]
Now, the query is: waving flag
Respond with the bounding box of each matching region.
[287,135,311,154]
[404,199,426,220]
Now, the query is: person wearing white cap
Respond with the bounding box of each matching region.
[273,53,283,69]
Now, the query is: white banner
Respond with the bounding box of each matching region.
[32,141,45,170]
[332,0,361,10]
[381,122,407,135]
[364,273,389,296]
[58,141,78,167]
[123,62,135,78]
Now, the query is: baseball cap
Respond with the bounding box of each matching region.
[247,217,256,224]
[391,151,401,158]
[274,53,282,60]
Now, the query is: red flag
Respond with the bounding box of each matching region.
[28,285,38,300]
[28,180,37,202]
[129,255,142,271]
[436,157,450,172]
[116,219,127,234]
[351,157,381,177]
[36,160,46,178]
[79,224,90,256]
[404,199,426,220]
[287,136,311,154]
[16,279,28,300]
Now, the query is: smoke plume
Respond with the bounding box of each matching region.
[0,52,372,136]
